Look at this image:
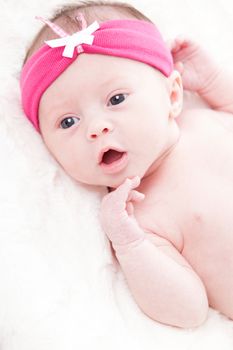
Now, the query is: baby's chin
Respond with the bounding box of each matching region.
[104,175,142,190]
[78,178,124,190]
[75,171,143,190]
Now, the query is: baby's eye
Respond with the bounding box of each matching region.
[108,94,127,106]
[60,116,80,129]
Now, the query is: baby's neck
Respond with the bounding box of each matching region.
[143,126,182,182]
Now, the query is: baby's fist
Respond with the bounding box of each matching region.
[100,177,145,247]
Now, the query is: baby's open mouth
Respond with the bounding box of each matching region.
[101,149,125,165]
[99,148,128,174]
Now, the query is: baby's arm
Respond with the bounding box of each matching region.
[170,38,233,114]
[100,177,208,328]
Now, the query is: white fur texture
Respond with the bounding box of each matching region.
[1,0,233,348]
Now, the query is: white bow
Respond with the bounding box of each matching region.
[45,21,100,58]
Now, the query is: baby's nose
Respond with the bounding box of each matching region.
[87,120,114,140]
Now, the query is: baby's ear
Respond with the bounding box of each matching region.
[167,70,183,119]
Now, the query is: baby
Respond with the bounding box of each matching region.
[20,1,233,328]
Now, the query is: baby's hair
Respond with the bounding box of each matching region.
[23,0,152,64]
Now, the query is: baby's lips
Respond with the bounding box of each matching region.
[98,146,125,164]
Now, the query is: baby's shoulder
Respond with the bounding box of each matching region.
[178,107,233,134]
[177,107,211,125]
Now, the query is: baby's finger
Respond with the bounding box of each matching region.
[127,190,145,203]
[166,39,174,50]
[126,201,134,216]
[109,176,141,210]
[169,36,194,55]
[174,61,184,74]
[129,176,141,189]
[167,39,180,53]
[116,176,141,198]
[174,36,187,46]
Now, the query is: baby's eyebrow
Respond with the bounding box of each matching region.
[99,76,129,90]
[41,97,77,120]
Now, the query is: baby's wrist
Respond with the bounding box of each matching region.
[198,66,222,97]
[109,221,146,252]
[112,235,146,255]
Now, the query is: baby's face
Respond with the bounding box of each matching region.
[39,54,179,188]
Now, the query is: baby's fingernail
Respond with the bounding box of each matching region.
[125,176,140,187]
[133,176,140,186]
[137,192,145,201]
[124,178,131,185]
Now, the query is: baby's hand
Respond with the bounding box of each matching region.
[100,176,145,247]
[169,37,218,93]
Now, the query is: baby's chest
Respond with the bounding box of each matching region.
[135,160,233,253]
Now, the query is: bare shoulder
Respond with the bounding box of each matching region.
[177,107,233,133]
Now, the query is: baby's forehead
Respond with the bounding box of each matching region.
[52,53,165,88]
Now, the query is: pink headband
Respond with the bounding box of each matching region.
[20,18,173,131]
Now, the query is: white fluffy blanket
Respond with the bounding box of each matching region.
[1,0,233,348]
